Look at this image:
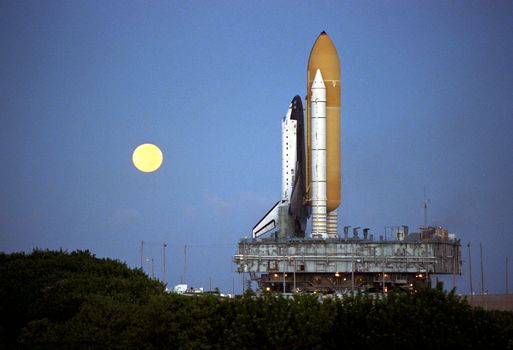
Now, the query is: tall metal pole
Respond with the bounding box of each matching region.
[383,265,386,293]
[506,257,509,294]
[452,253,456,290]
[467,242,473,300]
[183,244,187,285]
[380,244,386,293]
[283,246,287,293]
[293,258,296,293]
[146,258,154,278]
[281,255,285,293]
[351,243,355,295]
[241,242,245,294]
[140,240,144,269]
[242,268,245,294]
[163,243,167,286]
[423,202,428,227]
[423,188,430,228]
[480,242,484,294]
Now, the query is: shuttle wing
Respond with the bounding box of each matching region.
[252,200,281,239]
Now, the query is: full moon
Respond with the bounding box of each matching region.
[132,143,163,173]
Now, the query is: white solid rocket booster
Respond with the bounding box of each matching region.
[311,69,327,238]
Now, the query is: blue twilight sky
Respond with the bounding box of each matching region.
[1,1,513,294]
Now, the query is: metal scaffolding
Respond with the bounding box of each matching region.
[234,228,461,294]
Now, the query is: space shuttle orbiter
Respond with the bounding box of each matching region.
[252,96,308,239]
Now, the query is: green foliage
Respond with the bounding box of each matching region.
[0,249,163,348]
[1,250,513,349]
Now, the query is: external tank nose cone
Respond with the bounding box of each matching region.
[308,33,339,76]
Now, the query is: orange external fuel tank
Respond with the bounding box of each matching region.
[306,31,341,213]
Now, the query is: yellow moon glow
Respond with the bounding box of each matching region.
[132,143,163,173]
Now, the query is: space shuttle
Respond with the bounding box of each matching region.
[253,32,341,240]
[252,96,308,239]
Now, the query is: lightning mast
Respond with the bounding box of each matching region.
[423,188,431,227]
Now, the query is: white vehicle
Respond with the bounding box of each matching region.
[173,284,188,294]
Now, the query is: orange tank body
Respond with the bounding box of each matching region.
[306,32,341,212]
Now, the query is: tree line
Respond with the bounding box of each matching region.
[1,249,512,349]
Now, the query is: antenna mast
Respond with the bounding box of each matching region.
[423,188,431,227]
[140,240,144,269]
[163,242,167,286]
[183,244,187,284]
